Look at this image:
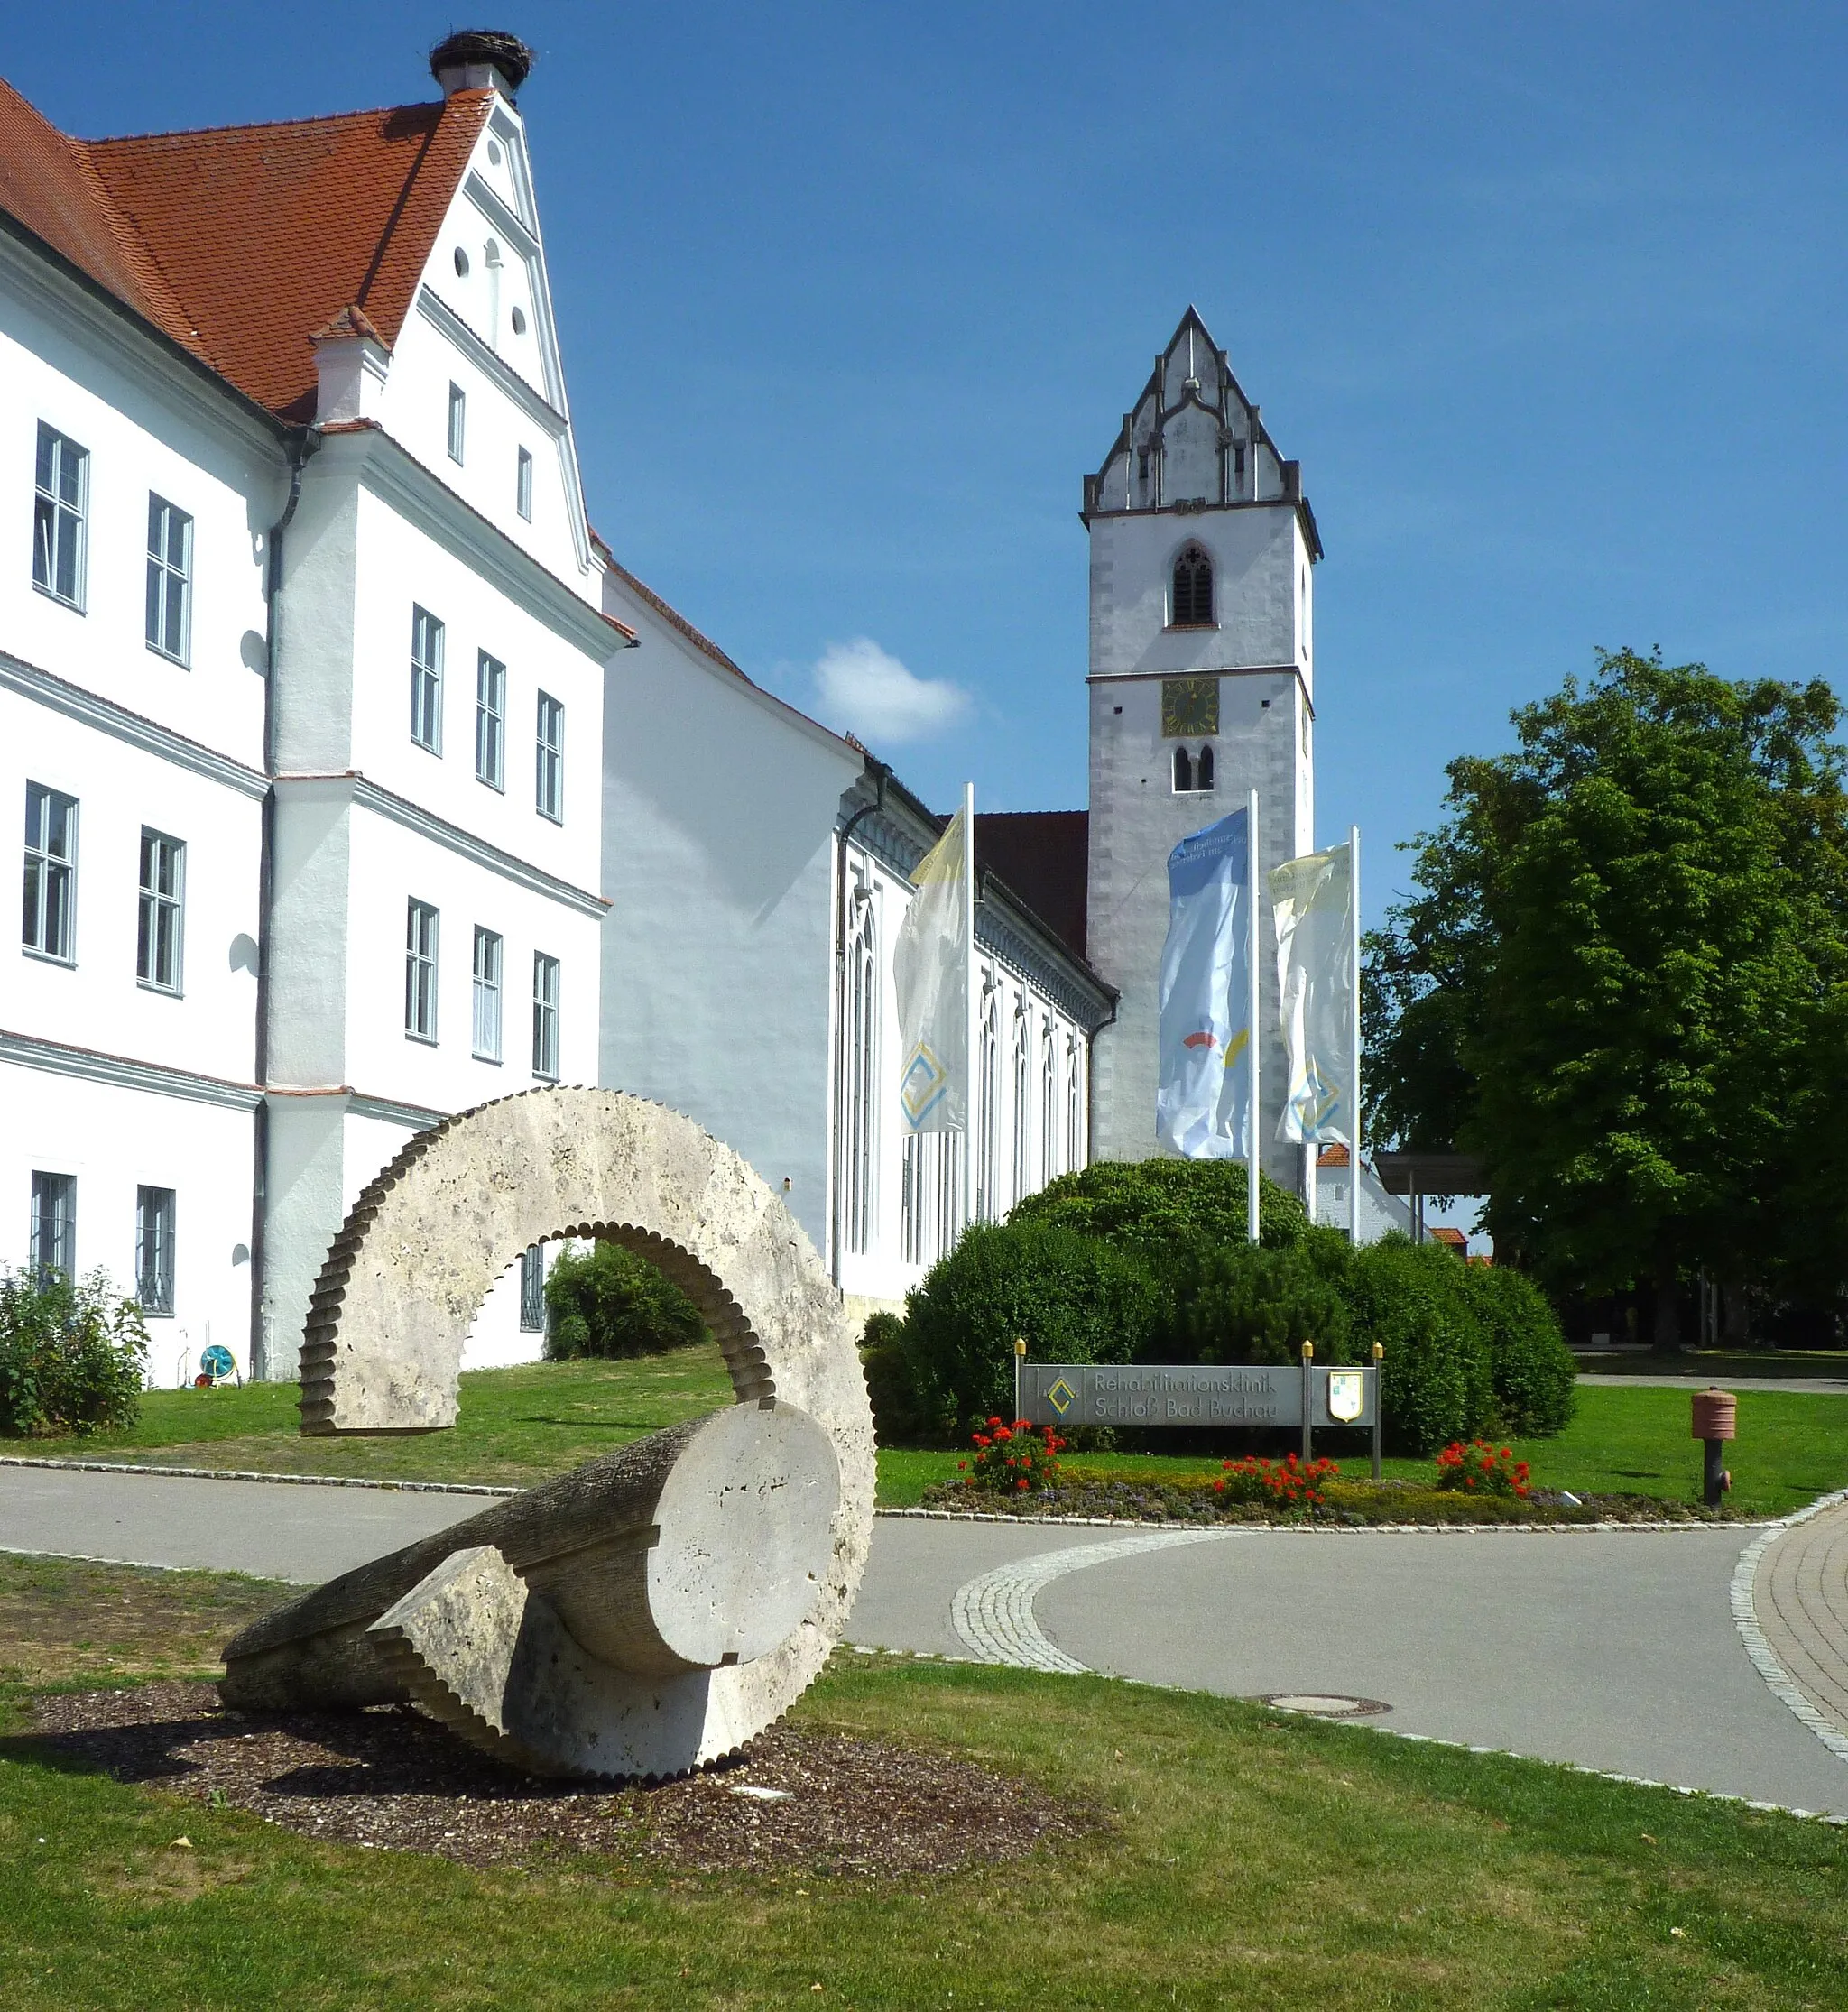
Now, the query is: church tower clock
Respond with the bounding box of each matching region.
[1082,309,1320,1177]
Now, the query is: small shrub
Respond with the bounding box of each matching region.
[0,1267,147,1437]
[1462,1263,1577,1436]
[1345,1237,1495,1454]
[858,1310,919,1444]
[542,1241,707,1361]
[1215,1451,1340,1509]
[957,1417,1066,1494]
[1434,1440,1531,1499]
[1009,1158,1308,1255]
[892,1220,1163,1439]
[1156,1232,1357,1366]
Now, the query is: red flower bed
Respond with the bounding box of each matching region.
[959,1417,1067,1494]
[1434,1440,1530,1498]
[1214,1451,1340,1510]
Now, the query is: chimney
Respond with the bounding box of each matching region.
[430,29,535,98]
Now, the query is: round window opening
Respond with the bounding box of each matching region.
[453,246,470,279]
[511,305,528,335]
[486,139,504,166]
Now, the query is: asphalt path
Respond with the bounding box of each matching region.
[3,1462,1842,1816]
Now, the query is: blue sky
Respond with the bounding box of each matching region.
[14,4,1845,930]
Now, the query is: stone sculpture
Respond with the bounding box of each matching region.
[221,1088,875,1780]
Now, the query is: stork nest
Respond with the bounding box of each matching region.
[24,1682,1091,1876]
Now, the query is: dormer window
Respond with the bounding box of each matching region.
[1172,542,1214,626]
[447,383,466,464]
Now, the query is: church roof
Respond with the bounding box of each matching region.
[0,73,493,421]
[975,810,1090,962]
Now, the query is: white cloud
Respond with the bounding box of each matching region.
[812,636,970,746]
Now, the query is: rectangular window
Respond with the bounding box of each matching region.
[144,495,192,664]
[472,925,503,1061]
[518,1243,544,1331]
[475,651,505,790]
[405,898,439,1042]
[29,1170,75,1280]
[134,1185,176,1315]
[515,446,533,521]
[531,951,559,1079]
[411,605,444,753]
[136,828,185,993]
[447,382,467,464]
[23,781,77,963]
[535,692,563,822]
[32,423,87,609]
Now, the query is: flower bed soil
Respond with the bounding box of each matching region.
[918,1477,1726,1526]
[21,1680,1093,1877]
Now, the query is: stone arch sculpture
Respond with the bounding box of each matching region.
[222,1088,875,1782]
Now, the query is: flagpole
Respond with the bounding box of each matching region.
[1247,788,1261,1245]
[962,780,976,1237]
[1349,823,1362,1246]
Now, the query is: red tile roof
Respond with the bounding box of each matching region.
[1431,1227,1469,1252]
[1317,1143,1352,1168]
[974,811,1089,961]
[0,75,492,421]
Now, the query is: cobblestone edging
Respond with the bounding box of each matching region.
[888,1505,1768,1535]
[0,1454,519,1498]
[1730,1484,1848,1767]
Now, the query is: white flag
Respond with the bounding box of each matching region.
[1157,808,1253,1159]
[1270,843,1356,1144]
[894,803,970,1133]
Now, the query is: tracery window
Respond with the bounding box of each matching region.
[1172,542,1214,626]
[975,980,1000,1222]
[1066,1036,1085,1172]
[1040,1017,1059,1184]
[1011,1001,1031,1208]
[843,891,878,1256]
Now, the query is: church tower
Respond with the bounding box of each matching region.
[1083,309,1320,1178]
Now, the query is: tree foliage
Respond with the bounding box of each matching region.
[0,1267,148,1436]
[1366,651,1848,1328]
[542,1241,708,1361]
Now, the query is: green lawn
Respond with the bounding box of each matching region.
[31,1355,1845,1518]
[2,1555,1845,2011]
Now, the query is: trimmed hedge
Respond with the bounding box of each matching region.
[1461,1260,1578,1436]
[1341,1238,1495,1454]
[542,1240,707,1361]
[0,1267,147,1437]
[1008,1158,1308,1253]
[1157,1231,1357,1366]
[883,1220,1162,1440]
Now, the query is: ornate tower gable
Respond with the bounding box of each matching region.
[1082,308,1321,559]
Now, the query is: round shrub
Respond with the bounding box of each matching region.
[1461,1262,1577,1436]
[858,1310,922,1445]
[1344,1238,1495,1453]
[1156,1234,1356,1366]
[0,1267,147,1437]
[542,1240,707,1361]
[1008,1157,1308,1254]
[893,1220,1163,1439]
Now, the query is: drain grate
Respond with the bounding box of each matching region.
[1257,1693,1391,1719]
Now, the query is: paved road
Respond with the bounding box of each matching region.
[1578,1375,1848,1396]
[4,1462,1843,1815]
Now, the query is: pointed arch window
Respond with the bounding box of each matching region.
[842,888,879,1256]
[975,979,1001,1222]
[1172,543,1215,627]
[1175,746,1215,794]
[1011,1001,1031,1209]
[1197,743,1215,790]
[1040,1016,1059,1184]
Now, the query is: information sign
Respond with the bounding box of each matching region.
[1017,1361,1377,1430]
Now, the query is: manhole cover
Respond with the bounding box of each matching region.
[1257,1694,1391,1720]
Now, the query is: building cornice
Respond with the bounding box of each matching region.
[1,1028,261,1112]
[976,885,1116,1029]
[273,770,610,917]
[0,650,269,798]
[1081,493,1323,560]
[313,426,625,660]
[265,1084,446,1130]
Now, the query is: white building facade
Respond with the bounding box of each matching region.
[1,38,621,1380]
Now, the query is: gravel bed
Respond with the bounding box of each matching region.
[23,1681,1091,1877]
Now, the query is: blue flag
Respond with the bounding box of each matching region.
[1157,808,1253,1159]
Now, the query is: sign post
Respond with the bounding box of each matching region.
[1013,1336,1027,1424]
[1300,1340,1314,1463]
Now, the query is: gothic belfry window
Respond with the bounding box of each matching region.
[1197,743,1215,790]
[1172,543,1215,626]
[1172,747,1193,792]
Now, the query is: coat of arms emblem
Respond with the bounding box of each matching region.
[1326,1369,1364,1423]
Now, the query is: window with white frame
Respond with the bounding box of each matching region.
[405,899,439,1042]
[519,1243,545,1330]
[135,1185,176,1315]
[411,606,444,752]
[901,1134,926,1266]
[447,382,467,463]
[975,979,1000,1222]
[531,951,559,1079]
[935,1132,961,1258]
[516,446,533,521]
[32,423,87,609]
[30,1170,75,1279]
[1011,1000,1031,1209]
[1040,1017,1059,1184]
[136,828,184,993]
[1066,1037,1084,1172]
[476,651,505,789]
[23,782,77,963]
[144,495,192,663]
[535,692,563,821]
[842,889,878,1256]
[472,926,503,1061]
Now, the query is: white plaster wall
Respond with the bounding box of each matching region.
[597,589,858,1257]
[0,291,277,768]
[1088,506,1299,678]
[0,1061,255,1375]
